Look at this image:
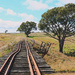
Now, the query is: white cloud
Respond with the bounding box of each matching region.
[18,13,37,21]
[48,7,54,10]
[56,0,75,7]
[0,28,5,33]
[59,0,75,4]
[0,19,22,32]
[0,28,18,33]
[0,7,5,12]
[7,9,16,15]
[45,0,53,4]
[55,3,63,7]
[0,18,38,33]
[7,28,18,33]
[23,0,49,10]
[0,7,16,16]
[0,19,21,28]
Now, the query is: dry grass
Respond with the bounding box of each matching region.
[0,33,75,75]
[0,33,26,57]
[0,33,26,45]
[45,73,75,75]
[29,33,75,73]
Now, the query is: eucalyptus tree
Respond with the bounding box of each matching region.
[38,3,75,53]
[17,21,37,37]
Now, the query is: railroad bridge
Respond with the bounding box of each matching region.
[0,40,54,75]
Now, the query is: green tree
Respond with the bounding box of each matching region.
[17,21,37,37]
[38,3,75,53]
[5,30,8,33]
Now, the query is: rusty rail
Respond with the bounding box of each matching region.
[27,45,34,75]
[25,41,41,75]
[0,42,21,75]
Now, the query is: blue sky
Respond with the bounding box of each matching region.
[0,0,75,33]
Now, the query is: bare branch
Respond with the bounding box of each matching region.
[44,31,58,40]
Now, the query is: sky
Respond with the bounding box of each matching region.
[0,0,75,33]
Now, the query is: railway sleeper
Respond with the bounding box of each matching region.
[28,42,54,74]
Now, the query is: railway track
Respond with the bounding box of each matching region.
[0,41,22,75]
[0,40,54,75]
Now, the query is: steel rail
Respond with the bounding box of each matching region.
[26,44,34,75]
[25,41,41,75]
[0,42,21,75]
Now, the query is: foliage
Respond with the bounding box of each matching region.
[17,21,37,37]
[38,3,75,53]
[5,30,8,33]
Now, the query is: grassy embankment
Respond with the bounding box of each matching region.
[0,33,26,57]
[29,32,75,75]
[0,33,75,75]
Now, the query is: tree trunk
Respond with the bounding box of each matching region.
[26,34,29,37]
[59,39,64,53]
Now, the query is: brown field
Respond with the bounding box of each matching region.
[0,33,75,75]
[0,33,26,57]
[29,33,75,75]
[46,73,75,75]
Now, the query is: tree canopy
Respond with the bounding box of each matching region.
[5,30,8,33]
[38,3,75,53]
[17,21,36,37]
